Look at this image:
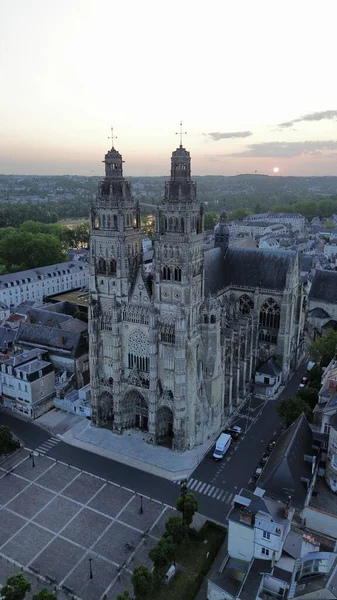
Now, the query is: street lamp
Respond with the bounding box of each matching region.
[30,452,35,468]
[138,495,143,514]
[88,557,93,579]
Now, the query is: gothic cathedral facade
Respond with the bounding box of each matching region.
[89,141,303,451]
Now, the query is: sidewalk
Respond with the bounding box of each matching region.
[59,417,215,480]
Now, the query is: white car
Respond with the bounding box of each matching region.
[231,425,242,435]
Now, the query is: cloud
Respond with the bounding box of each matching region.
[278,109,337,128]
[226,140,337,158]
[205,131,253,141]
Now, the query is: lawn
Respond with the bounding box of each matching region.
[176,522,226,572]
[152,571,196,600]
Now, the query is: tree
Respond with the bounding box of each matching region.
[176,492,199,526]
[116,593,133,600]
[297,387,318,411]
[204,212,219,231]
[148,535,175,570]
[0,426,20,455]
[165,515,187,544]
[311,329,337,367]
[131,565,153,600]
[276,396,311,427]
[0,573,31,600]
[32,590,57,600]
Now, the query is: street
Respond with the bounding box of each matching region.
[0,365,305,524]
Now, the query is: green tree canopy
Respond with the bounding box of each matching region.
[148,535,175,570]
[131,565,153,600]
[0,426,20,455]
[0,573,31,600]
[176,492,199,526]
[165,515,187,544]
[0,229,66,273]
[276,396,311,427]
[116,593,133,600]
[228,207,250,221]
[297,387,319,411]
[310,329,337,367]
[204,212,219,230]
[32,590,57,600]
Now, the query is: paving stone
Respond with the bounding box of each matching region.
[0,475,30,505]
[118,495,164,533]
[33,495,82,532]
[130,537,157,570]
[63,553,117,600]
[93,521,142,566]
[62,472,104,504]
[88,483,134,518]
[0,508,27,547]
[37,462,80,493]
[12,456,52,482]
[110,571,133,599]
[61,507,112,548]
[30,537,85,584]
[1,522,53,566]
[6,484,55,519]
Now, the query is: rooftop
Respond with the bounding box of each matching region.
[309,477,337,517]
[257,414,315,508]
[0,261,88,289]
[204,246,296,296]
[309,269,337,303]
[256,357,282,377]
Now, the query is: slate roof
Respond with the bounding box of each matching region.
[257,414,314,508]
[256,357,282,377]
[16,322,87,358]
[60,318,88,333]
[27,308,72,327]
[0,261,87,289]
[309,270,337,303]
[300,255,313,272]
[308,307,331,319]
[0,326,16,350]
[204,247,296,296]
[322,319,337,331]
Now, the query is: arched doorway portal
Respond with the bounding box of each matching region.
[122,390,148,431]
[157,406,174,448]
[98,391,114,424]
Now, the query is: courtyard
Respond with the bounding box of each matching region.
[0,448,176,599]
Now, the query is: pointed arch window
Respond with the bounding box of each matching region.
[98,258,106,273]
[113,214,118,229]
[174,267,181,282]
[109,259,116,275]
[102,214,106,227]
[259,298,280,330]
[181,218,185,233]
[107,214,111,228]
[239,294,254,315]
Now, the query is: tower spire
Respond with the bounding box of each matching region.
[108,125,117,149]
[175,121,187,147]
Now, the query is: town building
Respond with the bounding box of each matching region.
[0,348,55,419]
[245,213,306,232]
[0,261,88,309]
[307,270,337,337]
[89,141,304,451]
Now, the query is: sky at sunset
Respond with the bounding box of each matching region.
[0,0,336,177]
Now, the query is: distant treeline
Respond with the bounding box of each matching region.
[0,198,91,228]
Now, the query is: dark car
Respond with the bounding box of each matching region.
[260,453,269,466]
[268,440,276,452]
[223,428,240,440]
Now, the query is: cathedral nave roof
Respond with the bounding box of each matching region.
[204,247,296,296]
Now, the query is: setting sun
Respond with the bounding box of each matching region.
[273,167,280,173]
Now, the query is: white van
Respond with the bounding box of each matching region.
[213,433,232,461]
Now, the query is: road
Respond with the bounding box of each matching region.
[0,365,305,524]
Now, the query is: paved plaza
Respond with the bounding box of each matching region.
[0,448,176,600]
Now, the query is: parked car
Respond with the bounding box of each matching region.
[231,425,242,435]
[253,467,263,481]
[223,428,240,440]
[298,376,308,390]
[260,453,269,466]
[267,440,276,452]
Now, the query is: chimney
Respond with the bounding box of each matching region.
[328,378,337,394]
[26,311,31,323]
[284,495,292,518]
[60,335,65,345]
[239,508,253,525]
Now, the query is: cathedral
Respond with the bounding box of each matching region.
[89,139,304,451]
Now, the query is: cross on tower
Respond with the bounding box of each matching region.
[108,126,117,148]
[176,121,187,147]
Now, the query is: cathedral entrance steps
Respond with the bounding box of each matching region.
[34,437,60,455]
[174,477,234,504]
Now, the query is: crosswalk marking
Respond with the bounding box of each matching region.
[35,437,60,455]
[173,477,235,504]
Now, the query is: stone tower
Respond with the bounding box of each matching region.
[89,142,142,425]
[153,143,207,450]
